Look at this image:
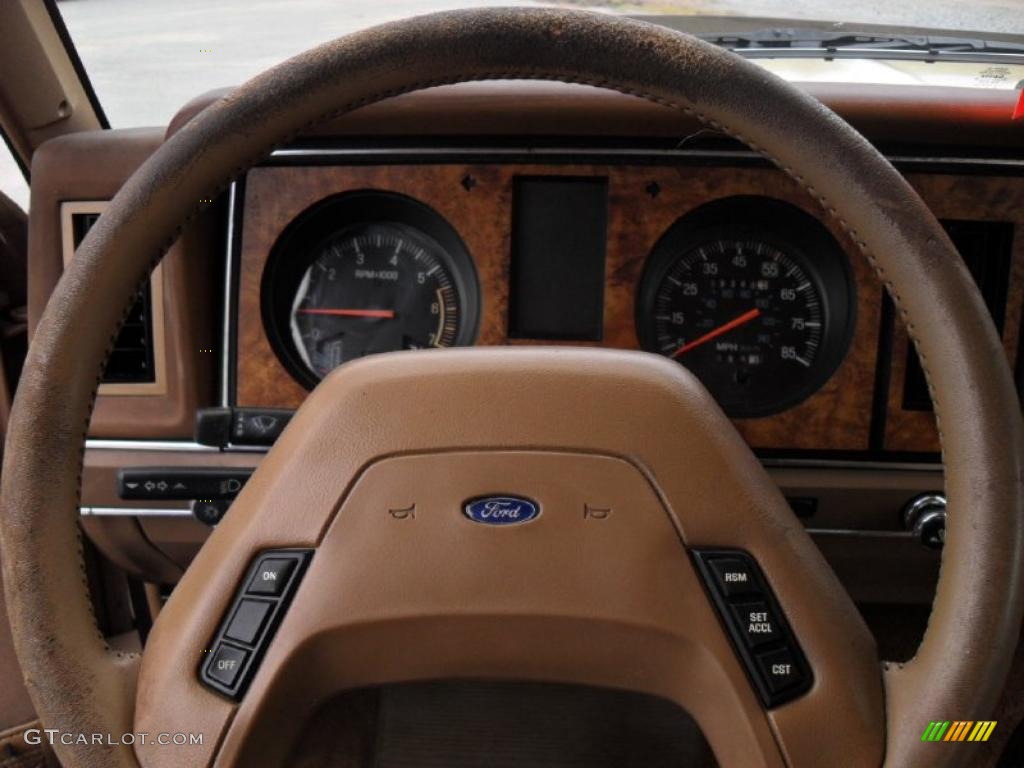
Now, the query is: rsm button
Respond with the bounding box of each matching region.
[707,557,758,597]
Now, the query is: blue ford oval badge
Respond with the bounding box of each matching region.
[464,496,540,526]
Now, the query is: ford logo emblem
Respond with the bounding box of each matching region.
[464,496,540,526]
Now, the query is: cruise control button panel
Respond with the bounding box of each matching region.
[200,549,312,699]
[694,549,812,708]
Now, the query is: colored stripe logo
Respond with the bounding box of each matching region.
[921,721,996,742]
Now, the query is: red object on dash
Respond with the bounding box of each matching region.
[1014,89,1024,121]
[670,308,762,359]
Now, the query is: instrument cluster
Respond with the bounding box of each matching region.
[262,189,855,417]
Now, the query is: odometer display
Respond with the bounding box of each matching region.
[637,200,855,417]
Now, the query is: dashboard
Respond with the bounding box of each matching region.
[24,79,1024,597]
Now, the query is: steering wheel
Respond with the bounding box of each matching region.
[2,9,1022,768]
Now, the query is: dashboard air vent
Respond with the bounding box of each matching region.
[71,212,156,384]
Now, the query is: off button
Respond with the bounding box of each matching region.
[246,557,297,596]
[707,557,759,597]
[206,643,249,688]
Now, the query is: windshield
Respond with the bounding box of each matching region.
[58,0,1024,128]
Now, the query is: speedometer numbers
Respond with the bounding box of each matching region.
[638,199,855,417]
[650,241,825,414]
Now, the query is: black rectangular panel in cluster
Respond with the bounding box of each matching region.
[201,549,312,699]
[693,549,812,708]
[117,467,253,501]
[902,219,1014,412]
[508,176,608,341]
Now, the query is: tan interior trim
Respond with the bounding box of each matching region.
[0,1,102,163]
[59,201,167,397]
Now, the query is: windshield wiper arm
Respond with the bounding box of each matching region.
[701,28,1024,60]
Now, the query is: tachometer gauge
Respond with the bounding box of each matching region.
[263,193,480,388]
[637,198,855,417]
[290,223,461,376]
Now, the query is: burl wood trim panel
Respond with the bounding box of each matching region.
[884,173,1024,454]
[236,163,885,450]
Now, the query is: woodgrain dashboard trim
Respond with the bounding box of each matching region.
[225,148,1024,458]
[233,159,883,452]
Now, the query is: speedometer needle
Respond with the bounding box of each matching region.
[297,308,396,319]
[670,308,762,359]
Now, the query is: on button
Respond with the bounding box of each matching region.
[246,557,297,596]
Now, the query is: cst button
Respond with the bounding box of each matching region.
[246,557,297,596]
[707,557,759,597]
[206,644,248,688]
[755,647,803,694]
[730,600,782,647]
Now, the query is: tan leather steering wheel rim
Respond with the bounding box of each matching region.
[2,8,1022,768]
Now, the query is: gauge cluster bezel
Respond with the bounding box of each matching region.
[261,190,481,389]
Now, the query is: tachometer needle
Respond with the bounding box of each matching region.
[670,308,762,359]
[297,308,396,319]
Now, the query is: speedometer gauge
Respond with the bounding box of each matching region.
[263,192,480,388]
[637,198,855,417]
